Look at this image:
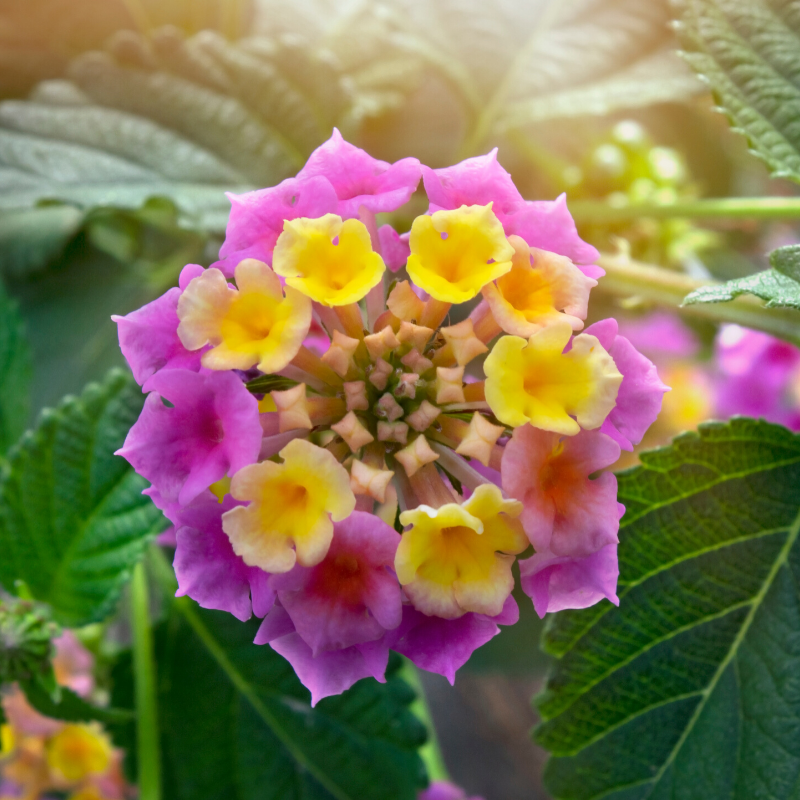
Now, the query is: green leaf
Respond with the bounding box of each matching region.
[112,600,428,800]
[676,0,800,182]
[0,368,165,626]
[0,27,353,230]
[771,243,800,283]
[20,678,134,726]
[534,418,800,800]
[0,279,32,453]
[266,0,702,155]
[683,268,800,310]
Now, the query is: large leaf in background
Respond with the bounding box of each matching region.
[0,0,255,99]
[534,418,800,800]
[677,0,800,183]
[0,279,32,454]
[112,601,427,800]
[0,369,164,626]
[0,26,353,231]
[255,0,702,156]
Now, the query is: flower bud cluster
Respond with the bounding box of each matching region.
[114,130,668,702]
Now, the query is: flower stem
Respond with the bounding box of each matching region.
[569,196,800,224]
[596,254,800,347]
[131,560,161,800]
[399,659,450,782]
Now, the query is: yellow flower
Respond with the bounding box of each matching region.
[0,723,14,757]
[395,484,527,618]
[484,319,622,435]
[406,205,514,303]
[222,438,356,573]
[482,236,596,337]
[177,259,311,373]
[46,724,111,782]
[273,214,385,306]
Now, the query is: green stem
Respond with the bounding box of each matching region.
[399,658,449,782]
[596,254,800,346]
[131,561,161,800]
[569,196,800,224]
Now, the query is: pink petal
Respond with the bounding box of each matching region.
[112,288,202,391]
[297,128,421,218]
[390,596,519,685]
[519,544,619,618]
[378,224,411,272]
[215,175,339,274]
[586,319,669,450]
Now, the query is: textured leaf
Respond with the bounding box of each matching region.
[771,243,800,283]
[0,369,165,626]
[535,418,800,800]
[677,0,800,182]
[683,268,800,310]
[0,0,256,99]
[112,601,428,800]
[0,27,353,230]
[256,0,701,153]
[0,280,32,453]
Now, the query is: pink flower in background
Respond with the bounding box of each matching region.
[714,324,800,430]
[418,780,485,800]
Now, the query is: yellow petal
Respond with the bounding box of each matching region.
[223,439,355,572]
[273,214,386,306]
[484,320,622,435]
[406,205,514,303]
[395,485,527,618]
[483,236,596,338]
[178,259,311,373]
[47,724,112,782]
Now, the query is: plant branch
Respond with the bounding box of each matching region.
[131,560,161,800]
[569,196,800,224]
[596,254,800,346]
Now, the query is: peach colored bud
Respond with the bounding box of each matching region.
[436,365,466,404]
[397,320,434,351]
[364,325,401,361]
[350,459,395,503]
[395,435,440,477]
[387,280,425,322]
[441,319,489,366]
[331,411,375,451]
[271,384,313,433]
[321,330,360,377]
[343,380,369,411]
[407,400,441,432]
[368,358,393,390]
[401,348,434,374]
[395,373,419,399]
[377,392,404,421]
[456,412,505,466]
[377,421,409,445]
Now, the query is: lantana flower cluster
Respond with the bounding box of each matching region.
[1,633,132,800]
[115,131,667,704]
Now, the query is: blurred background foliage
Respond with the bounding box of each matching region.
[3,2,800,797]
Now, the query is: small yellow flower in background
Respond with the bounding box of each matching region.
[395,485,527,619]
[223,438,356,573]
[177,259,311,373]
[0,724,14,757]
[46,724,111,782]
[273,214,386,306]
[484,319,622,435]
[482,235,597,337]
[407,204,514,303]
